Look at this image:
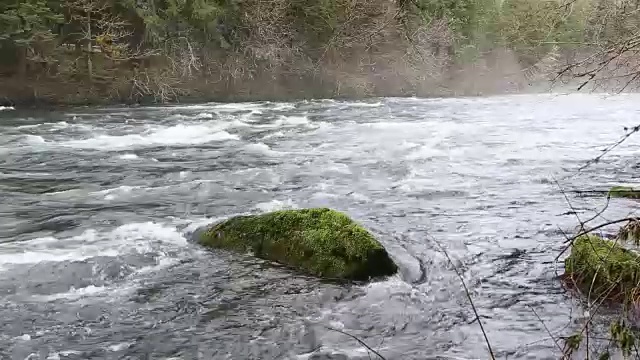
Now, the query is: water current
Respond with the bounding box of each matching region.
[1,94,640,360]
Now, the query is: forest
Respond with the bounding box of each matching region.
[0,0,639,105]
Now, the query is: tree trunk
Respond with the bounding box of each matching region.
[17,46,27,78]
[87,12,93,81]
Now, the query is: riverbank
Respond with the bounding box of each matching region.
[0,50,541,109]
[3,0,639,111]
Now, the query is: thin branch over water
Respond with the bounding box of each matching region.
[325,325,388,360]
[430,236,497,360]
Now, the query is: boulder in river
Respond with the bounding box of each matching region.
[609,186,640,199]
[195,208,398,281]
[564,234,640,303]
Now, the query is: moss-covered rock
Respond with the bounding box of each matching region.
[196,208,398,281]
[564,234,640,303]
[609,186,640,199]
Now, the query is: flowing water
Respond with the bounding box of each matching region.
[1,93,639,360]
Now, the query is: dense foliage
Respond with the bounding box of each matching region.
[0,0,639,104]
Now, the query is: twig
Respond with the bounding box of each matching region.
[554,217,637,262]
[324,326,387,360]
[563,217,637,244]
[553,175,587,233]
[431,237,496,360]
[578,124,640,172]
[529,305,567,358]
[582,193,611,226]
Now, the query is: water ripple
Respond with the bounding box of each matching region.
[0,93,639,359]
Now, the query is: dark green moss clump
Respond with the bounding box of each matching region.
[196,208,398,281]
[609,186,640,199]
[564,234,640,303]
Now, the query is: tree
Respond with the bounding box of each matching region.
[0,0,63,76]
[555,0,640,91]
[64,0,152,79]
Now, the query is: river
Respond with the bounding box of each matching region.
[0,93,639,359]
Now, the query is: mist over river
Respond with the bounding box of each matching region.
[1,94,639,359]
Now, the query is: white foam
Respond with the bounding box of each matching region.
[17,121,84,131]
[97,185,139,194]
[275,115,310,126]
[0,106,14,111]
[0,245,120,266]
[342,101,383,107]
[167,114,189,120]
[0,221,187,268]
[60,350,82,356]
[350,192,371,202]
[262,131,286,139]
[244,142,281,156]
[178,216,227,234]
[271,103,296,111]
[118,153,139,160]
[16,124,40,129]
[325,162,351,174]
[24,135,46,144]
[310,192,339,200]
[108,342,134,352]
[132,255,181,276]
[58,123,238,150]
[406,144,447,160]
[230,119,251,127]
[53,121,70,129]
[363,120,418,130]
[298,346,384,360]
[46,350,82,360]
[34,285,109,302]
[212,102,267,111]
[195,112,214,119]
[95,185,139,199]
[254,199,298,212]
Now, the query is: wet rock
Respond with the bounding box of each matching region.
[609,186,640,199]
[564,234,640,303]
[195,208,398,281]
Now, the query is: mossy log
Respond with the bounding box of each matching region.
[196,208,398,281]
[609,186,640,199]
[564,235,640,303]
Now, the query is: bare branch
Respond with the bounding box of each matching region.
[324,326,387,360]
[528,305,568,358]
[430,236,496,360]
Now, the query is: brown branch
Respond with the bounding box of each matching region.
[555,217,638,263]
[553,176,588,234]
[578,124,640,171]
[430,236,496,360]
[529,305,567,358]
[324,326,387,360]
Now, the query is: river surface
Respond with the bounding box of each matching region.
[1,93,639,360]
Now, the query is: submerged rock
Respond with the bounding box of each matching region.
[609,186,640,199]
[564,234,640,303]
[195,208,398,281]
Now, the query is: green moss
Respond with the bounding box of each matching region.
[197,208,398,281]
[609,186,640,199]
[565,234,640,303]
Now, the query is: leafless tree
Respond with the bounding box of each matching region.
[64,0,157,79]
[554,0,640,92]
